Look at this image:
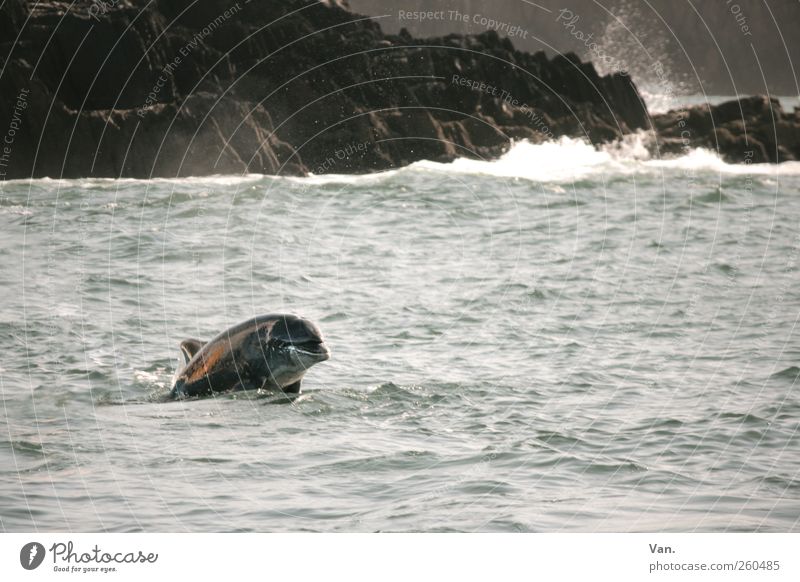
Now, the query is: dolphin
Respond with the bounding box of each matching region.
[170,314,330,398]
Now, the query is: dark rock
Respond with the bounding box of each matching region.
[0,0,27,39]
[0,0,653,179]
[651,96,800,163]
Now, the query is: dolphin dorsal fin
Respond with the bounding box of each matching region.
[179,338,206,364]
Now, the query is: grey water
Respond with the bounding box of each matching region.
[1,138,799,532]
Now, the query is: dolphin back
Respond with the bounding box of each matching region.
[170,316,281,398]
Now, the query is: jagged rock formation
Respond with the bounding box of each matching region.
[348,0,800,96]
[0,0,647,178]
[651,96,800,163]
[2,0,793,179]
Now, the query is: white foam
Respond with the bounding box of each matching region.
[412,137,626,182]
[642,146,800,175]
[6,135,800,189]
[148,174,267,186]
[286,169,401,185]
[405,135,800,182]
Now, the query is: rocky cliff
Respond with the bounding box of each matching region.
[0,0,648,179]
[2,0,795,180]
[348,0,800,96]
[652,96,800,164]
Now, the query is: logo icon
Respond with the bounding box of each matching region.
[20,542,46,570]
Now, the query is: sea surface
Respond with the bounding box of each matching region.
[1,132,799,532]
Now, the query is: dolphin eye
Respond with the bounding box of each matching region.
[270,338,287,349]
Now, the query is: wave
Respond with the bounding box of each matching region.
[5,135,800,189]
[419,135,800,182]
[286,135,800,186]
[771,366,800,381]
[0,173,269,189]
[287,168,402,186]
[414,137,631,182]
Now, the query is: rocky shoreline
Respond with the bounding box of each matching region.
[0,0,796,179]
[652,96,800,164]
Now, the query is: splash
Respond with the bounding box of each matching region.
[405,135,800,182]
[5,133,800,189]
[412,137,624,182]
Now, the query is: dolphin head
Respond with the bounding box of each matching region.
[262,315,330,389]
[272,315,330,363]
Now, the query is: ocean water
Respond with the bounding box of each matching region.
[1,136,799,532]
